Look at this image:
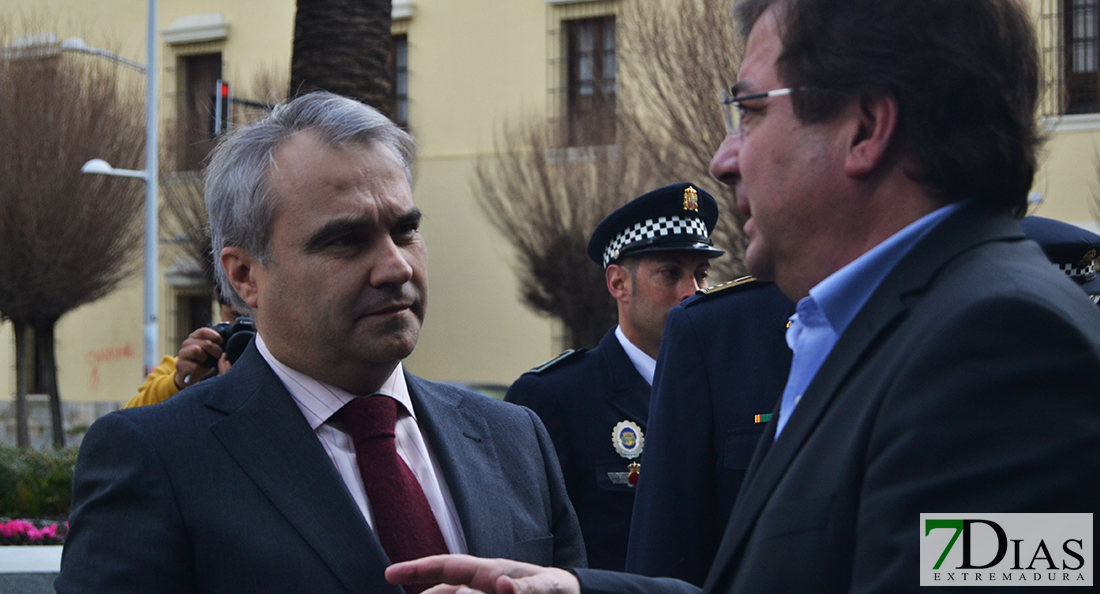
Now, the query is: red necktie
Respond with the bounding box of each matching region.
[337,396,449,588]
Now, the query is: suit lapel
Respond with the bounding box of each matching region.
[206,346,398,594]
[407,375,514,558]
[703,205,1025,593]
[599,330,651,426]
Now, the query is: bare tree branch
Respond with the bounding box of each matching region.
[0,18,145,446]
[618,0,747,279]
[472,0,746,349]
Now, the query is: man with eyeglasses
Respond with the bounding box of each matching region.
[388,0,1100,592]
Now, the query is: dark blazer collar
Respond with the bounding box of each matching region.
[597,327,652,425]
[203,344,399,594]
[703,203,1024,592]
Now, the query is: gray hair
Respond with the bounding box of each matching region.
[204,91,416,312]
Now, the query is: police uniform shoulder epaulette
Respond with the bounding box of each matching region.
[523,348,588,375]
[685,275,765,308]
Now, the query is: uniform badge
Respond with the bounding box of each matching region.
[682,186,699,212]
[608,420,644,487]
[612,420,644,459]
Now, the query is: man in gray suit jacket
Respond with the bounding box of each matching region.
[387,0,1100,592]
[56,91,585,594]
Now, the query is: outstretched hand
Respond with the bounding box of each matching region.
[386,555,581,594]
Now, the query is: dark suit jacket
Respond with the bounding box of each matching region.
[575,205,1100,593]
[505,328,649,571]
[625,280,793,586]
[56,344,586,594]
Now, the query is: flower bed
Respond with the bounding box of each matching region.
[0,519,67,546]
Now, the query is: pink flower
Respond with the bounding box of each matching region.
[0,519,35,538]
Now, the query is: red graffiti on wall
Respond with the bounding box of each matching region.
[86,343,136,392]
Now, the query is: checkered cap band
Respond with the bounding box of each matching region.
[602,215,710,267]
[1057,260,1097,283]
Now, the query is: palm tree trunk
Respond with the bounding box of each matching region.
[291,0,394,116]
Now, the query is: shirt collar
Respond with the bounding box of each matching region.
[615,325,656,385]
[809,201,964,338]
[255,333,413,430]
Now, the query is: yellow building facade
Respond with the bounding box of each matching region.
[1,0,1098,440]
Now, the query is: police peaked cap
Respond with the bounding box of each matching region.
[1019,216,1100,295]
[587,182,725,268]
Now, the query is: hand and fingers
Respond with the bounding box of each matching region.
[173,327,226,389]
[386,555,580,594]
[217,353,232,376]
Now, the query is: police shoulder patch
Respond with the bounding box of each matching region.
[686,275,765,308]
[524,348,588,375]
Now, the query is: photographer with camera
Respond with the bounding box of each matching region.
[123,299,251,409]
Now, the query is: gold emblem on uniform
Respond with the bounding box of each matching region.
[683,186,699,212]
[627,461,640,486]
[1080,248,1097,268]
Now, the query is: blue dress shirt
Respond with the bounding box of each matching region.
[774,201,965,438]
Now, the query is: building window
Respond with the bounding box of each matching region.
[391,35,409,128]
[565,16,616,145]
[177,53,222,171]
[1065,0,1100,113]
[172,292,213,351]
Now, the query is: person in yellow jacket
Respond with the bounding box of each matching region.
[124,302,241,408]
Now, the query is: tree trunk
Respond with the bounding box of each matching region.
[291,0,394,116]
[12,319,30,448]
[35,320,64,448]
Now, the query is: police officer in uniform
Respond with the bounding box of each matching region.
[505,182,724,571]
[624,276,793,585]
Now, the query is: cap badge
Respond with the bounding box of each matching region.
[683,186,699,212]
[1080,248,1097,268]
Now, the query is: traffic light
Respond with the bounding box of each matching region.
[211,80,232,137]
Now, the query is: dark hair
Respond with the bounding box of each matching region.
[734,0,1042,217]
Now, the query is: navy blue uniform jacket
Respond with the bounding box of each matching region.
[506,328,648,571]
[625,280,794,585]
[56,343,586,594]
[574,205,1100,593]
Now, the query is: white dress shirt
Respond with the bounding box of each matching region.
[615,325,656,385]
[256,334,468,554]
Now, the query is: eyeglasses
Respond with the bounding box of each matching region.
[720,87,792,136]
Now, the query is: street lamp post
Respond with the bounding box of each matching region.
[74,0,159,376]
